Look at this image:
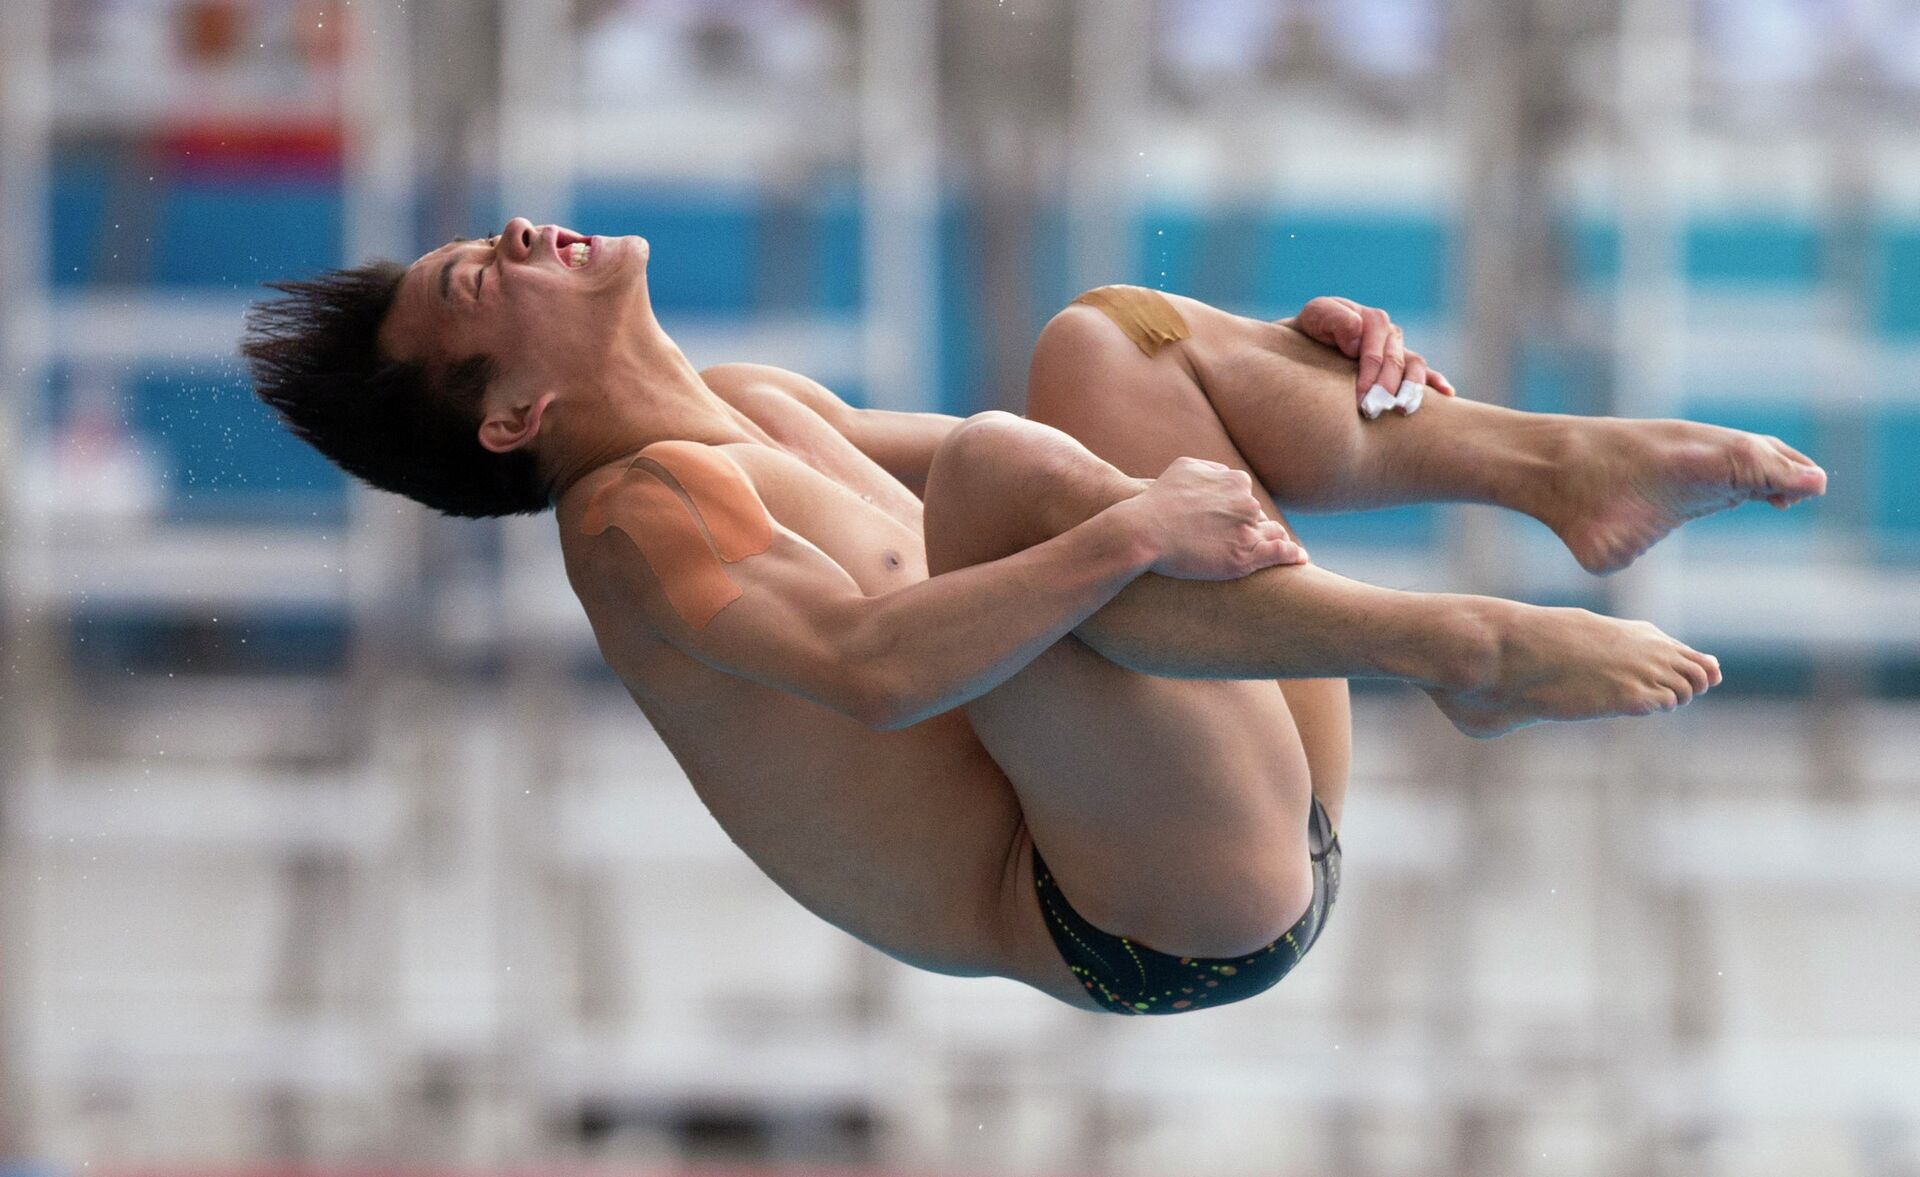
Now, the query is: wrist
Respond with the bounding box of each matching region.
[1090,496,1163,577]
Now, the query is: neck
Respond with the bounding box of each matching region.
[540,327,769,505]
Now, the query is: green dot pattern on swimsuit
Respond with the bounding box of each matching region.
[1031,797,1341,1015]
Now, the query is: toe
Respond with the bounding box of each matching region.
[1674,655,1710,695]
[1758,437,1828,501]
[1667,669,1697,704]
[1628,688,1674,717]
[1768,434,1817,468]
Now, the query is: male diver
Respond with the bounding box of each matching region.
[243,219,1826,1015]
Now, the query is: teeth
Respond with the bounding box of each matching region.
[566,241,589,268]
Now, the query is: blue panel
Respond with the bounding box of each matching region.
[1871,408,1920,559]
[573,183,761,314]
[1685,218,1822,287]
[1028,203,1073,332]
[939,198,986,416]
[153,180,344,287]
[125,362,348,521]
[1257,211,1450,320]
[49,154,112,287]
[1135,208,1209,297]
[1876,657,1920,698]
[1512,359,1567,414]
[1673,401,1821,538]
[1878,224,1920,339]
[812,185,864,311]
[1196,205,1273,308]
[1569,219,1620,285]
[1294,505,1440,547]
[1704,648,1818,698]
[70,610,352,676]
[1569,217,1824,289]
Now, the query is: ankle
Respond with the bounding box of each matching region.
[1395,595,1506,690]
[1492,415,1581,523]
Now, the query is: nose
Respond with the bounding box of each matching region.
[500,217,537,260]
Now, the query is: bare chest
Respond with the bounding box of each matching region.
[726,394,929,592]
[558,387,931,630]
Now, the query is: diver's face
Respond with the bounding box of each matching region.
[381,216,652,384]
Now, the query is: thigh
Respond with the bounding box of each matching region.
[1022,301,1353,829]
[920,417,1316,962]
[964,627,1315,962]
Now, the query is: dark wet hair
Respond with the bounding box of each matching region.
[241,260,551,518]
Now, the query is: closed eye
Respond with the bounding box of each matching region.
[474,236,501,301]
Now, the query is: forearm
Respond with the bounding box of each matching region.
[859,504,1153,728]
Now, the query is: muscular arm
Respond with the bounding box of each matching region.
[836,508,1155,728]
[701,362,962,496]
[579,445,1159,730]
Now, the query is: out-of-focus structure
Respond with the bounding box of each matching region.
[2,1,1918,1174]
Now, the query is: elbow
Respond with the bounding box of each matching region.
[844,669,918,731]
[834,604,945,730]
[838,643,932,731]
[834,609,911,730]
[862,702,914,732]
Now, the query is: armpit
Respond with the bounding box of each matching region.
[581,442,775,629]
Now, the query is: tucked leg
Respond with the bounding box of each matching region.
[923,413,1723,970]
[924,415,1323,964]
[1036,293,1828,574]
[1020,307,1354,829]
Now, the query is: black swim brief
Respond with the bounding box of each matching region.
[1031,796,1341,1015]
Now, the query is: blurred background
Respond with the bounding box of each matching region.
[2,0,1919,1174]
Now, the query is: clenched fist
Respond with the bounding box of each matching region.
[1121,457,1307,580]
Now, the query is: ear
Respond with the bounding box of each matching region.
[477,390,558,455]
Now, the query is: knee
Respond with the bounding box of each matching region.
[922,412,1057,573]
[923,412,1022,569]
[923,410,1146,572]
[927,410,1028,485]
[926,410,1102,510]
[1032,302,1135,377]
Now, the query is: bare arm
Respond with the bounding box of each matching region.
[579,449,1296,730]
[701,362,962,496]
[589,495,1154,729]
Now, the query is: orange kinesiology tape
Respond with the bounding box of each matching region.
[1072,285,1191,357]
[580,441,775,629]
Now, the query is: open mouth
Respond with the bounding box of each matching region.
[556,228,594,269]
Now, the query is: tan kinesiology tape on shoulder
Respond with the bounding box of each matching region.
[1072,285,1191,357]
[580,441,774,629]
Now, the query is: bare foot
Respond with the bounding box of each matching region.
[1542,420,1828,575]
[1425,601,1723,738]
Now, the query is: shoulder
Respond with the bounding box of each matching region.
[572,443,772,548]
[700,363,852,426]
[698,362,819,397]
[559,442,787,643]
[559,442,827,581]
